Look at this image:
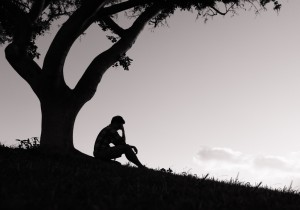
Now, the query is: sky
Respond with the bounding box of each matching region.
[1,0,300,190]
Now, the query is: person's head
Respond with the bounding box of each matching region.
[111,115,125,129]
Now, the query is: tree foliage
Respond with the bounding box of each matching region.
[0,0,280,70]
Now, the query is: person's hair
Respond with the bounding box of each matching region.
[111,115,125,124]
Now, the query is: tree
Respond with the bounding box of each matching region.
[0,0,281,156]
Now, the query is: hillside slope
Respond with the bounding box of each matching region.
[1,146,300,210]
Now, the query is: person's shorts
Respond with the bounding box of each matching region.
[94,145,128,160]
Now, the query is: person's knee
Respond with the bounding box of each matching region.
[115,145,130,153]
[122,145,133,153]
[124,144,132,151]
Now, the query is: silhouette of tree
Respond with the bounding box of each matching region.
[0,0,281,156]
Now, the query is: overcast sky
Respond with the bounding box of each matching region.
[1,0,300,190]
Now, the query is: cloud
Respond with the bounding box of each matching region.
[196,147,242,162]
[253,155,292,171]
[193,147,300,190]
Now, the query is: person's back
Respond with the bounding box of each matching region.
[93,125,125,156]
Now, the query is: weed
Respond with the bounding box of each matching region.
[15,137,40,149]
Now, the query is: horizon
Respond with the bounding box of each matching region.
[1,0,300,190]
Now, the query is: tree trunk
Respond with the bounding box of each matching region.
[39,87,83,155]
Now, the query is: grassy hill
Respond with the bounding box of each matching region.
[1,145,300,210]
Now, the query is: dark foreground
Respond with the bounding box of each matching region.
[1,146,300,210]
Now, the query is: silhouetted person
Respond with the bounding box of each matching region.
[93,116,145,168]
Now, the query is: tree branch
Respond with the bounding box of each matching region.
[29,0,46,22]
[99,0,149,17]
[1,0,42,95]
[210,3,237,16]
[74,3,162,102]
[0,0,32,47]
[100,16,126,37]
[5,43,42,96]
[43,0,109,87]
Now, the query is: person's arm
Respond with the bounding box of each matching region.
[110,126,126,146]
[120,126,138,154]
[120,125,126,143]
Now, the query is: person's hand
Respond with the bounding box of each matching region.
[131,146,138,154]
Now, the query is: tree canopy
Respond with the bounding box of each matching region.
[0,0,281,69]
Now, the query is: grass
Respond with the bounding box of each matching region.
[1,145,300,210]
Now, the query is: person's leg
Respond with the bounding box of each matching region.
[95,147,123,161]
[123,145,145,168]
[97,145,145,168]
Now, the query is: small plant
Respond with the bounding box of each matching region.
[16,137,40,149]
[160,167,173,173]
